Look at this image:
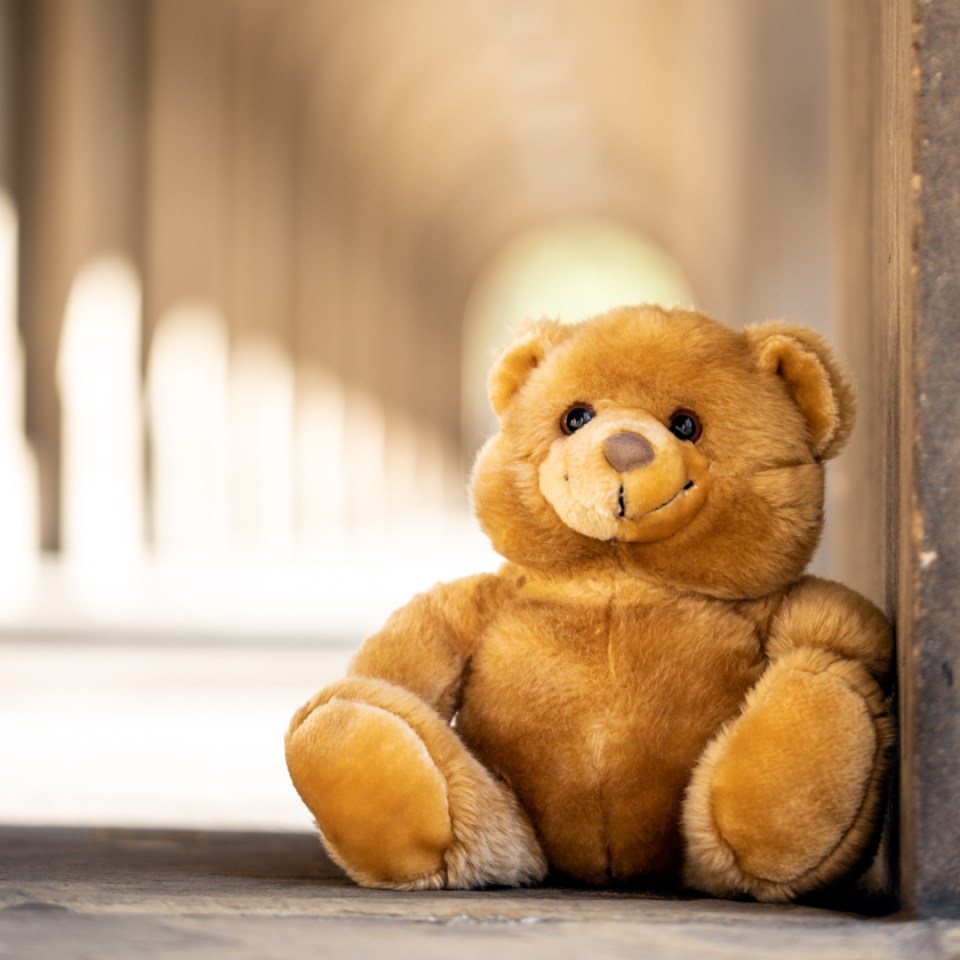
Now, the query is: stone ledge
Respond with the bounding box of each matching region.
[2,826,958,959]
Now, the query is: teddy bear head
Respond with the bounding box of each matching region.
[470,305,854,599]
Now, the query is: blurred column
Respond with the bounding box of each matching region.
[296,8,390,537]
[290,78,349,550]
[0,0,40,601]
[405,168,515,513]
[378,111,471,520]
[226,0,297,555]
[144,0,233,557]
[15,0,146,551]
[336,9,471,527]
[421,280,469,513]
[144,0,231,333]
[332,36,391,534]
[0,0,14,226]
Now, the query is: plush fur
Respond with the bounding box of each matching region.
[285,305,893,901]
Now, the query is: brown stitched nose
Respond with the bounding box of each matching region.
[603,431,655,473]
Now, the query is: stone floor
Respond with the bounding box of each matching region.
[2,826,959,960]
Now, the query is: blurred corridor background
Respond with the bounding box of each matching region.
[0,0,844,829]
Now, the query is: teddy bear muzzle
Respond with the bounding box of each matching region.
[539,414,712,543]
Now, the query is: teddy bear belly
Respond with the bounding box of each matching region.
[458,701,713,883]
[456,616,762,884]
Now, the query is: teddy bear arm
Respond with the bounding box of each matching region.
[349,573,511,718]
[763,575,893,681]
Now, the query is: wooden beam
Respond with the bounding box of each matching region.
[901,0,960,920]
[835,0,960,918]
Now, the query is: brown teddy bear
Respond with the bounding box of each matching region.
[285,305,893,902]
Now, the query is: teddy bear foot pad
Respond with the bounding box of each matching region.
[286,698,454,887]
[682,648,893,902]
[285,677,548,890]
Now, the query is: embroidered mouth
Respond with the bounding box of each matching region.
[617,479,695,519]
[653,479,695,512]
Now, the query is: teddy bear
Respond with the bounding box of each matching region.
[285,304,894,902]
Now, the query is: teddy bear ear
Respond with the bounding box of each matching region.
[488,318,568,418]
[745,322,856,460]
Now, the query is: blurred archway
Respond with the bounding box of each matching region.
[462,217,696,453]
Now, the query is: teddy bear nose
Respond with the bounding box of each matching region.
[603,432,655,473]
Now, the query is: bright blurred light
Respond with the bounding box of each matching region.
[296,365,347,551]
[0,191,39,610]
[229,337,295,555]
[57,254,143,602]
[415,425,450,515]
[466,216,695,328]
[147,301,230,557]
[383,406,420,519]
[462,217,697,448]
[342,383,386,529]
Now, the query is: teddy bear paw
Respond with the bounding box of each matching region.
[285,678,548,890]
[681,648,893,901]
[286,697,454,889]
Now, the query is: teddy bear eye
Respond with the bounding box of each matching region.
[560,404,596,435]
[668,409,702,442]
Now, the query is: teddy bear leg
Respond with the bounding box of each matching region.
[285,676,547,891]
[681,648,894,902]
